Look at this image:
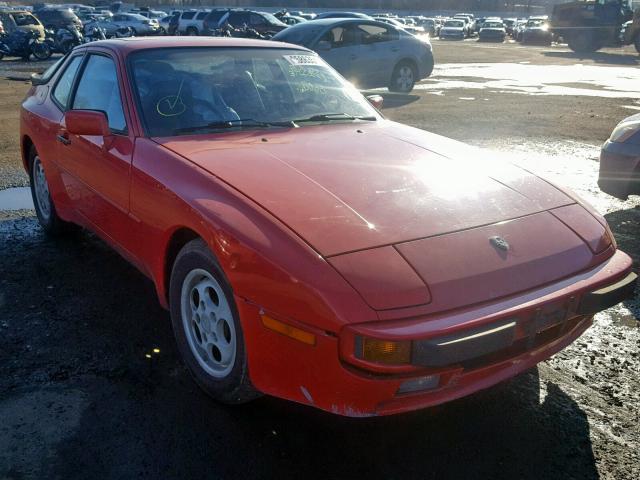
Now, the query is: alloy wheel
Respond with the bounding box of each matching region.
[33,156,52,221]
[180,268,237,378]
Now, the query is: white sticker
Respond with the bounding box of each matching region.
[284,54,321,66]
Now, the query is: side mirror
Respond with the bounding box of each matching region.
[30,73,46,86]
[65,110,110,137]
[366,94,384,110]
[316,40,331,51]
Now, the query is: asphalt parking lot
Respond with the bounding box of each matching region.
[0,39,639,480]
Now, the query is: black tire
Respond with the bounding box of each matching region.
[169,239,260,405]
[32,42,52,60]
[28,146,73,235]
[389,60,418,93]
[186,27,198,36]
[567,31,601,54]
[60,40,73,55]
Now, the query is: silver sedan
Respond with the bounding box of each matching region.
[273,18,434,92]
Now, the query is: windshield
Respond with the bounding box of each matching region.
[444,20,463,27]
[130,48,377,137]
[483,22,503,28]
[261,12,286,26]
[12,13,39,26]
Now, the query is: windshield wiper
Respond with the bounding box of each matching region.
[293,113,377,123]
[175,118,296,135]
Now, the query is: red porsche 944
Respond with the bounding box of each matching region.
[21,38,636,416]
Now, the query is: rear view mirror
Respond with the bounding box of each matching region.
[64,110,110,137]
[366,94,384,110]
[316,40,332,51]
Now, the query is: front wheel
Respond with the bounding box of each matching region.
[389,61,417,93]
[170,239,260,405]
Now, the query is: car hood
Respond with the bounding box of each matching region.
[155,121,575,258]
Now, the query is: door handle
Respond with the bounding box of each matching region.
[350,54,357,60]
[391,47,399,52]
[56,134,71,146]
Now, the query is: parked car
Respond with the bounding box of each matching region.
[374,16,425,36]
[374,16,423,35]
[160,13,178,35]
[84,13,155,37]
[439,19,466,40]
[22,36,636,417]
[0,10,44,39]
[109,12,159,36]
[203,9,287,37]
[175,9,209,36]
[522,18,553,45]
[421,18,438,37]
[273,18,434,92]
[513,19,528,41]
[281,15,306,26]
[598,114,640,199]
[34,7,82,31]
[453,14,474,36]
[478,20,506,42]
[314,12,372,20]
[503,17,517,36]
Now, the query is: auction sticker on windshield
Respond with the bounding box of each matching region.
[284,54,321,66]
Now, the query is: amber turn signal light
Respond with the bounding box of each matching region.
[261,314,316,346]
[358,337,412,364]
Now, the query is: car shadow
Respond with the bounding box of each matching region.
[0,217,599,479]
[542,50,640,66]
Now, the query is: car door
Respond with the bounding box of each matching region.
[55,51,135,246]
[356,23,401,88]
[313,24,362,86]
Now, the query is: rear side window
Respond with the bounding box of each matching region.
[72,55,127,133]
[52,55,83,109]
[196,12,208,20]
[181,12,195,20]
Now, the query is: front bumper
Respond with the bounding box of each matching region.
[598,139,640,199]
[240,250,635,417]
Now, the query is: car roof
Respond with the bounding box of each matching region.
[74,36,309,55]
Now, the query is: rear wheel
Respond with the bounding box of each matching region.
[32,42,52,60]
[389,61,417,93]
[29,147,72,235]
[170,239,260,405]
[567,30,602,53]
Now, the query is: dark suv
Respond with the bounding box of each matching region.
[202,9,286,36]
[34,8,82,31]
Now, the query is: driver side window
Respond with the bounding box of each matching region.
[72,54,127,134]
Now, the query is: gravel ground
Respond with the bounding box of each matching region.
[0,40,638,480]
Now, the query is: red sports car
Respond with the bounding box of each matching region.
[21,38,636,416]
